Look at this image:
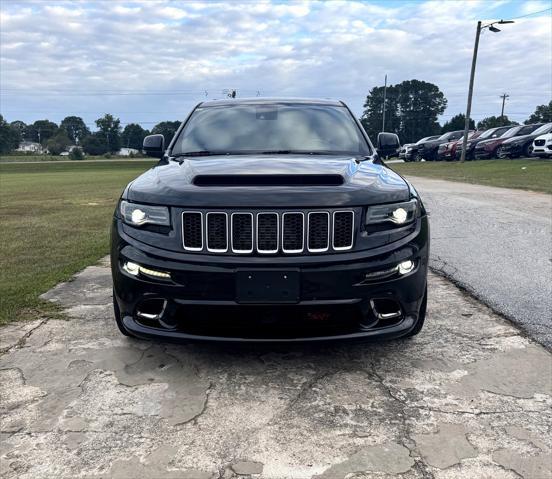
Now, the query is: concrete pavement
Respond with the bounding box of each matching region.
[408,176,552,349]
[1,259,551,478]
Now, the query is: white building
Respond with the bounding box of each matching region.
[117,147,140,156]
[16,141,43,153]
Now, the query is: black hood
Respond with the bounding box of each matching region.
[127,155,410,208]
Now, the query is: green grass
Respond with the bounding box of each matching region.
[392,159,552,194]
[0,160,156,324]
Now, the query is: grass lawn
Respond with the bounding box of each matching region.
[0,160,156,325]
[392,159,552,194]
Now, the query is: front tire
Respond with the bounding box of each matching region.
[523,143,533,158]
[404,286,427,338]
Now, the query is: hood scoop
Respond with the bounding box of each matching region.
[193,174,344,187]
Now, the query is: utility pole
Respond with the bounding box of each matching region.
[500,93,509,118]
[460,19,514,162]
[460,21,481,163]
[382,74,387,132]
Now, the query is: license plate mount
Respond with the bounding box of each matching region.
[236,270,300,303]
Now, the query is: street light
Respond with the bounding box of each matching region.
[459,19,514,162]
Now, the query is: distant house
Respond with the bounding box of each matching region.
[117,147,140,156]
[16,141,44,153]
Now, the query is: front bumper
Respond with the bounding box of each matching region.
[111,216,429,342]
[498,143,522,158]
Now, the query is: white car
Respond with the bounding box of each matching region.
[532,133,552,158]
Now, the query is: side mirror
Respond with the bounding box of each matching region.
[376,132,400,158]
[143,134,165,158]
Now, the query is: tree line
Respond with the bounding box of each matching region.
[0,114,181,155]
[360,79,551,144]
[1,83,551,154]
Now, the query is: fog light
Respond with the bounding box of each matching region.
[398,260,415,275]
[123,261,140,276]
[123,262,171,279]
[139,265,171,279]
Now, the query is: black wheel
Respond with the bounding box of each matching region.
[523,143,533,158]
[415,152,423,162]
[404,286,427,338]
[113,290,135,337]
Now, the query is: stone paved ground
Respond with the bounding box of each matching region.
[1,259,551,479]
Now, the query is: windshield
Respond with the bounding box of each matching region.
[479,126,508,139]
[531,123,552,135]
[501,126,521,138]
[171,103,370,156]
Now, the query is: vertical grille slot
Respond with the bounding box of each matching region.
[333,211,354,250]
[231,213,254,253]
[206,212,228,252]
[282,212,304,253]
[182,212,203,251]
[257,213,279,253]
[307,212,330,252]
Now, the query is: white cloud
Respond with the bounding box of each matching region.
[0,0,550,131]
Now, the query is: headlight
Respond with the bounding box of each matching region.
[120,201,170,226]
[366,199,418,225]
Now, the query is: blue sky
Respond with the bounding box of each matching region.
[1,0,550,132]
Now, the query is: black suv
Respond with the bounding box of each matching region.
[111,99,429,342]
[416,130,464,161]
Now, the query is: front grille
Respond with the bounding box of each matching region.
[206,213,228,252]
[534,139,545,146]
[182,212,203,251]
[231,213,254,253]
[308,212,330,252]
[257,213,278,253]
[182,209,354,255]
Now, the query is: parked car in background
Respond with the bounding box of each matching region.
[417,130,464,161]
[405,135,441,162]
[455,125,512,160]
[532,132,552,158]
[497,123,552,159]
[399,143,415,161]
[437,130,476,161]
[474,124,543,160]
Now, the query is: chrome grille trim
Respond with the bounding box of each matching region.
[182,209,355,255]
[332,210,354,251]
[206,212,228,253]
[307,211,330,253]
[231,212,254,254]
[182,211,203,252]
[282,212,305,253]
[256,212,279,254]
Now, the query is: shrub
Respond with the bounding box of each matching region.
[69,148,84,161]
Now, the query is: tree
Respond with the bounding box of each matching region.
[0,115,21,153]
[360,85,400,143]
[441,114,475,133]
[152,121,181,145]
[10,120,27,139]
[26,120,58,145]
[69,148,84,160]
[95,114,122,153]
[46,130,72,155]
[361,79,447,144]
[82,132,109,156]
[476,116,517,130]
[525,101,552,124]
[60,116,90,144]
[122,123,148,150]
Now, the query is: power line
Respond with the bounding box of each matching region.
[508,7,552,20]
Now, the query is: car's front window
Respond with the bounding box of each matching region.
[171,103,370,157]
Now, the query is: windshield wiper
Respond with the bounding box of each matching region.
[259,150,337,155]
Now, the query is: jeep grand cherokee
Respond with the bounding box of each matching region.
[111,98,429,342]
